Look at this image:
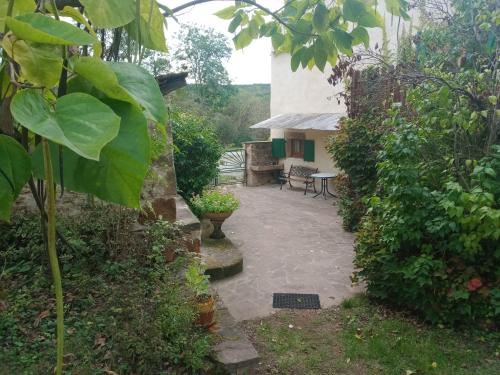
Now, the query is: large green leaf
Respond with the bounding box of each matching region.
[271,32,285,50]
[60,6,102,57]
[233,28,253,50]
[228,12,243,33]
[358,9,384,28]
[0,135,31,221]
[6,13,96,45]
[343,0,365,22]
[351,26,369,48]
[11,90,120,160]
[80,0,136,28]
[0,0,35,32]
[214,6,238,20]
[313,3,329,32]
[70,57,137,105]
[385,0,402,16]
[343,0,383,28]
[109,62,167,124]
[332,29,353,55]
[313,39,328,71]
[2,32,63,87]
[291,47,304,72]
[32,101,150,208]
[126,0,167,52]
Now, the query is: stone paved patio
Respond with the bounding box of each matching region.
[210,184,361,321]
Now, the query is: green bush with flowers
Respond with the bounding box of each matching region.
[190,190,240,217]
[333,0,500,327]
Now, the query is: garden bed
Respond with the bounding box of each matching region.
[0,206,215,374]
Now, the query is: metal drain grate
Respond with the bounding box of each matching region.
[272,293,321,309]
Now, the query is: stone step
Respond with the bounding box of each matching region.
[202,238,243,281]
[211,300,260,374]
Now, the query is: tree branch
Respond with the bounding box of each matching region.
[168,0,317,37]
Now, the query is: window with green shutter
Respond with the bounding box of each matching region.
[303,140,315,162]
[272,138,286,158]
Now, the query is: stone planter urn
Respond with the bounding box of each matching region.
[204,211,233,239]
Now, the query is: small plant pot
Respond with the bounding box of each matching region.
[195,296,216,328]
[204,212,233,239]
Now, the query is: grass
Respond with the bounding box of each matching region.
[243,295,500,375]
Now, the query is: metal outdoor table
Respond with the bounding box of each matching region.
[310,172,337,199]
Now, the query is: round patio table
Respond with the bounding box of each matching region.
[310,172,337,199]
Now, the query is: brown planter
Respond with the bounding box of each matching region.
[204,211,233,239]
[195,296,216,328]
[163,248,176,263]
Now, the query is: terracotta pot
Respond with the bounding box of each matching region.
[195,296,216,328]
[163,248,176,263]
[204,211,233,239]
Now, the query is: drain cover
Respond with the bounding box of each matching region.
[272,293,321,309]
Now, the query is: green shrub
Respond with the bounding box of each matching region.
[354,104,500,325]
[190,189,240,216]
[344,0,500,327]
[171,110,223,198]
[327,113,388,231]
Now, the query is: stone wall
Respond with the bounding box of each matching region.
[244,141,282,186]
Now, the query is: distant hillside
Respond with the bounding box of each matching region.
[168,82,271,146]
[233,83,270,98]
[176,83,270,98]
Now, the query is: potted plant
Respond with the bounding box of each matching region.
[185,262,216,328]
[148,219,183,263]
[190,190,240,239]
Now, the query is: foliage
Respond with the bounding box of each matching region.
[354,104,499,325]
[185,262,212,301]
[0,208,213,373]
[171,110,223,198]
[327,113,388,231]
[0,0,408,370]
[326,0,500,326]
[146,219,184,262]
[213,85,270,145]
[190,189,240,216]
[173,23,233,110]
[169,83,270,146]
[217,0,408,72]
[247,295,499,375]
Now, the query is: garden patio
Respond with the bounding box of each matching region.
[203,184,361,321]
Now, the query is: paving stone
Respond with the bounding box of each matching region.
[212,304,259,374]
[212,185,362,321]
[202,238,244,281]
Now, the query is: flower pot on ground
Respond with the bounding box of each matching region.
[147,219,184,263]
[185,262,216,328]
[190,190,240,240]
[163,247,177,263]
[204,211,233,239]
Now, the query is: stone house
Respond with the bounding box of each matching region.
[248,2,414,190]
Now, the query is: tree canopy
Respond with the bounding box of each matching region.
[174,23,233,109]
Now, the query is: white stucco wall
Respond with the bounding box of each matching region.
[270,54,346,116]
[270,2,415,117]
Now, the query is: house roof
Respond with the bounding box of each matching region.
[156,72,188,95]
[249,113,346,131]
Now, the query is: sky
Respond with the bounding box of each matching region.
[160,1,280,84]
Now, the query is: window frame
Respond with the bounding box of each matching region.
[290,138,304,158]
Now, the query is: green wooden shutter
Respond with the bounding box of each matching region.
[272,138,286,158]
[303,140,315,162]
